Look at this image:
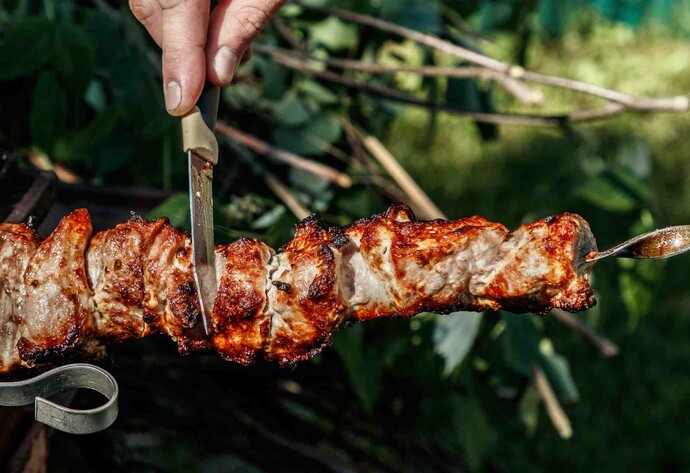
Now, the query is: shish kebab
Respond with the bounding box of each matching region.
[1,203,598,374]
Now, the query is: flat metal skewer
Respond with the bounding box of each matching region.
[586,225,690,263]
[0,363,118,434]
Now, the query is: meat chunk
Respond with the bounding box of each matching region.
[88,217,167,340]
[0,223,39,373]
[212,238,272,365]
[0,204,598,373]
[18,209,104,366]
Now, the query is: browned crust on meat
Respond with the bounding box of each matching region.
[0,224,40,372]
[483,213,596,315]
[89,217,167,341]
[0,204,598,373]
[212,238,271,365]
[264,214,350,365]
[145,223,204,354]
[18,209,105,366]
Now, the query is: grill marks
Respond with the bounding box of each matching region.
[0,204,598,373]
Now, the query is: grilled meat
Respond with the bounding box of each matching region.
[0,204,597,373]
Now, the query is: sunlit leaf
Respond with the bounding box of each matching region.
[433,312,481,376]
[308,17,358,51]
[575,175,637,212]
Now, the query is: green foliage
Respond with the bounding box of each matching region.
[433,312,482,375]
[333,324,382,413]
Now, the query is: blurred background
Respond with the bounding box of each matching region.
[1,0,690,471]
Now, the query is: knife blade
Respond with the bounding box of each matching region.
[183,85,220,336]
[189,150,216,334]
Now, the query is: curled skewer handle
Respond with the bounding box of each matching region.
[0,363,118,434]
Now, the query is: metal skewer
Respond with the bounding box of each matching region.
[0,363,118,434]
[586,225,690,263]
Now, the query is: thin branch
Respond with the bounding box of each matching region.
[552,309,620,357]
[254,45,544,105]
[534,366,573,439]
[256,47,631,126]
[216,122,352,188]
[264,172,311,220]
[295,2,689,113]
[343,121,445,220]
[272,16,306,51]
[342,125,411,203]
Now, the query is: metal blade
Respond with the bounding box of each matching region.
[189,150,216,335]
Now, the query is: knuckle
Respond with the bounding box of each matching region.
[233,5,271,40]
[159,0,189,10]
[129,0,157,24]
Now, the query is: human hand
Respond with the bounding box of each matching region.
[130,0,284,116]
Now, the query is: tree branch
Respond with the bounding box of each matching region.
[263,172,311,220]
[216,122,352,188]
[255,47,634,126]
[254,45,544,105]
[342,120,445,220]
[295,2,689,113]
[552,309,620,357]
[534,366,573,439]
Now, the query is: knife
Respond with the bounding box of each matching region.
[182,84,220,336]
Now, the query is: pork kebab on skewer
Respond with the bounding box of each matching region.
[0,203,598,374]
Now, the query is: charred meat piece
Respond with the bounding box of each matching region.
[0,204,597,373]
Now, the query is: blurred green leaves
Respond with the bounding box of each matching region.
[0,16,51,80]
[503,314,542,377]
[333,324,382,413]
[433,312,482,375]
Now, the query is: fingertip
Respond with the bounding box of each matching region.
[165,81,182,114]
[163,76,204,116]
[207,46,240,86]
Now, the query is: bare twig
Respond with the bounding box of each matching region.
[272,16,306,51]
[254,45,544,105]
[534,366,573,439]
[343,121,445,220]
[342,125,411,203]
[295,2,689,112]
[256,47,630,126]
[264,172,311,220]
[216,122,352,188]
[552,309,620,357]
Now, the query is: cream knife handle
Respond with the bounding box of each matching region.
[182,85,220,164]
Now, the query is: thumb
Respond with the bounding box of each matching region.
[160,0,210,115]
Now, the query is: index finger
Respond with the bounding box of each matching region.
[160,0,210,115]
